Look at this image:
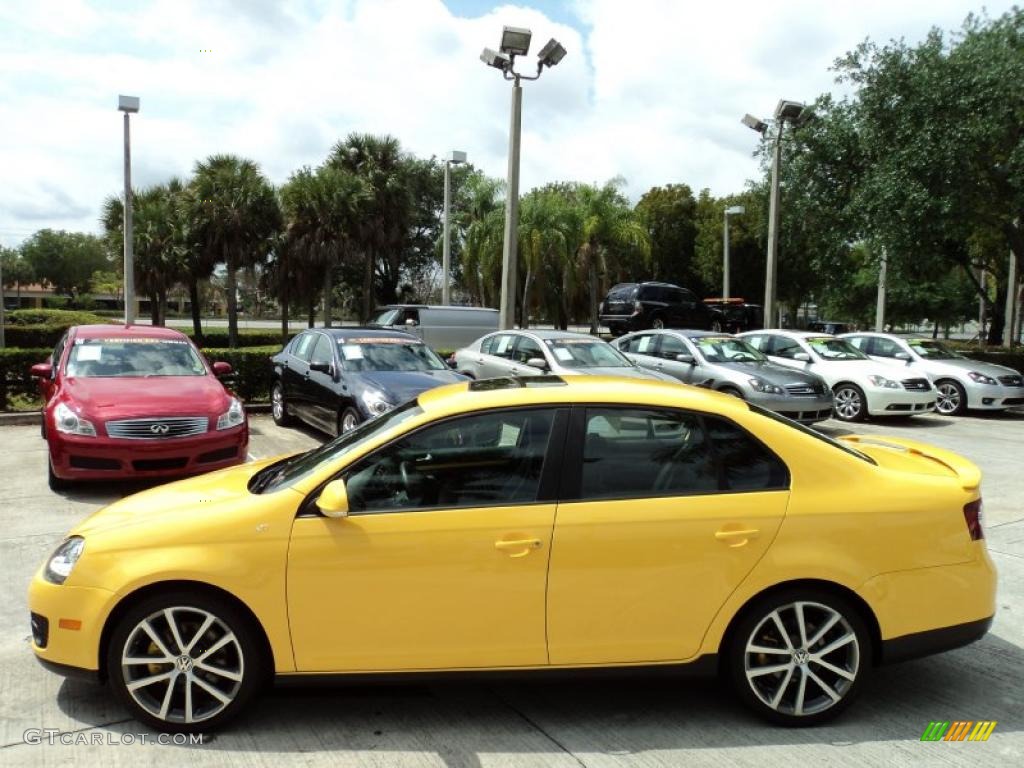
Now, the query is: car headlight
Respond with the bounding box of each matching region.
[53,402,96,436]
[360,390,394,416]
[44,537,85,585]
[748,377,784,395]
[216,397,245,430]
[868,375,900,389]
[967,371,998,385]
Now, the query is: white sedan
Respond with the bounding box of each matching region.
[738,330,936,422]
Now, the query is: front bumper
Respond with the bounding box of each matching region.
[750,393,834,424]
[864,387,935,416]
[28,574,115,676]
[48,424,248,481]
[964,380,1024,410]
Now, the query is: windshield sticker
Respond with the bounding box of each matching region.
[548,338,594,345]
[76,345,102,361]
[637,336,653,352]
[341,345,365,360]
[498,423,522,446]
[340,337,412,345]
[81,337,186,345]
[553,347,574,361]
[696,337,733,345]
[906,339,927,347]
[807,337,833,344]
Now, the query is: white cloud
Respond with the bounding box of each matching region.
[0,0,1012,246]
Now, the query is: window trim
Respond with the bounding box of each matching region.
[299,405,570,518]
[558,403,791,504]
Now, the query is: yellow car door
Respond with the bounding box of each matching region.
[287,407,567,672]
[546,407,789,665]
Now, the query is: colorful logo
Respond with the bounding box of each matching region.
[921,721,997,742]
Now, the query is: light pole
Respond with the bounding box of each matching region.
[0,254,5,349]
[442,150,467,305]
[118,95,139,325]
[723,205,745,299]
[875,249,887,332]
[742,100,807,328]
[481,28,567,329]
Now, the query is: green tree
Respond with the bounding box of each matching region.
[458,175,505,309]
[20,229,110,302]
[1,247,35,303]
[635,184,702,292]
[693,187,767,306]
[191,155,282,347]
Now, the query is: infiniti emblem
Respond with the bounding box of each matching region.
[150,423,170,435]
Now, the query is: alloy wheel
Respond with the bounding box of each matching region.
[935,382,963,415]
[120,606,244,725]
[271,386,284,421]
[340,408,360,433]
[833,386,863,421]
[743,601,860,717]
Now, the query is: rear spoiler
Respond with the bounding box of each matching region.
[838,435,981,491]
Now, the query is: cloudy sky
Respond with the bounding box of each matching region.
[0,0,1012,247]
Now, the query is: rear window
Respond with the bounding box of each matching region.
[607,285,639,301]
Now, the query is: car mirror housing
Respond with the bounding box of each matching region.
[212,361,233,376]
[405,318,419,327]
[675,353,695,365]
[894,352,911,362]
[30,362,53,378]
[526,357,549,371]
[309,360,333,375]
[794,352,811,362]
[316,479,350,518]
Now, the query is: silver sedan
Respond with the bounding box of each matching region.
[614,329,835,424]
[453,330,679,382]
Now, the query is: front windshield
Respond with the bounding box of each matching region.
[691,336,765,364]
[253,399,424,493]
[368,309,400,325]
[545,338,633,368]
[338,338,447,372]
[906,339,964,359]
[806,337,867,361]
[66,338,206,377]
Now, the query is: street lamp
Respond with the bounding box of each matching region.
[481,27,567,329]
[442,150,467,306]
[742,99,808,328]
[723,205,745,299]
[118,94,139,325]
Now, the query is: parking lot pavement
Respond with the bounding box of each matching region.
[0,413,1021,767]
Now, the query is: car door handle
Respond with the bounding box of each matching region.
[495,538,542,557]
[715,528,760,547]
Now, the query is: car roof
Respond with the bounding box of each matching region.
[72,324,189,340]
[504,329,602,341]
[318,327,421,341]
[375,305,498,313]
[417,375,749,417]
[741,329,825,339]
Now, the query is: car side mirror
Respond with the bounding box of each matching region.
[316,479,350,518]
[894,352,911,362]
[794,352,811,362]
[211,361,232,376]
[526,357,549,371]
[405,318,418,327]
[675,353,694,365]
[446,356,458,369]
[30,362,53,379]
[309,360,333,375]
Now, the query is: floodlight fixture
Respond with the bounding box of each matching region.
[775,99,805,121]
[741,113,767,133]
[448,150,467,164]
[480,47,511,70]
[500,26,532,56]
[118,94,140,113]
[537,38,567,68]
[725,205,746,216]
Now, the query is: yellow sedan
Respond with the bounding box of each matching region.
[28,376,996,731]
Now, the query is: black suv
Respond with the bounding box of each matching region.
[600,282,712,335]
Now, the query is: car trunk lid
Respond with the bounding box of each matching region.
[838,435,981,491]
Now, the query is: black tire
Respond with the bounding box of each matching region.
[270,382,292,427]
[934,378,967,416]
[832,383,867,422]
[727,587,871,726]
[338,406,361,435]
[457,370,476,379]
[106,590,266,733]
[41,416,47,439]
[650,315,666,330]
[48,457,70,492]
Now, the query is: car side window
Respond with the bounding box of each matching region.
[679,289,697,304]
[292,333,315,362]
[744,335,768,352]
[488,334,516,360]
[771,338,804,359]
[309,334,333,365]
[343,408,556,514]
[52,332,69,372]
[846,336,867,351]
[869,338,901,357]
[623,334,657,355]
[579,407,788,501]
[513,336,544,364]
[656,334,686,360]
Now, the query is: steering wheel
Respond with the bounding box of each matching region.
[399,460,425,502]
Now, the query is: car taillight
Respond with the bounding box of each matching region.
[963,498,984,541]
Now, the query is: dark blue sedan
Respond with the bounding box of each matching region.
[270,328,467,436]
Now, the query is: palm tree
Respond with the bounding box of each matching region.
[458,175,505,307]
[328,134,411,320]
[191,155,281,347]
[518,189,574,327]
[280,165,368,328]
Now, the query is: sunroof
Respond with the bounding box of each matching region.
[468,376,567,391]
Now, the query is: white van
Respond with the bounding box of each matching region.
[368,305,499,351]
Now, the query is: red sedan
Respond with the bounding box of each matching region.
[31,325,248,490]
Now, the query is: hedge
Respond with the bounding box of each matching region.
[3,323,295,350]
[5,309,110,326]
[0,346,280,410]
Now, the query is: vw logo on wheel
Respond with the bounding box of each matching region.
[149,423,170,435]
